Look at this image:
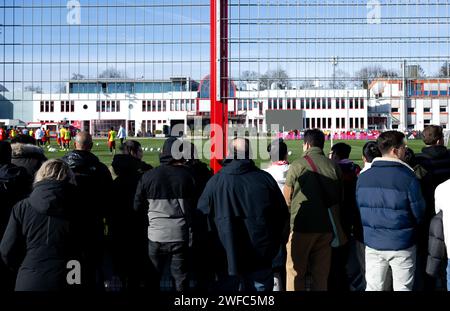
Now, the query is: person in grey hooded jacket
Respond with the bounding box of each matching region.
[134,137,197,292]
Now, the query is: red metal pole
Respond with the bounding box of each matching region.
[210,0,228,174]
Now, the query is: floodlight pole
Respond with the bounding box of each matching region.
[210,0,229,173]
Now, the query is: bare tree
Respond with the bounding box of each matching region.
[56,83,67,93]
[98,68,127,79]
[24,85,43,93]
[239,71,260,90]
[438,61,450,77]
[259,68,291,90]
[71,73,86,80]
[298,80,315,89]
[329,69,352,89]
[355,65,399,89]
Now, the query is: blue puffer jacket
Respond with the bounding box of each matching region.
[356,158,426,251]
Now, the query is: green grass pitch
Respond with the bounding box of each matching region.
[42,137,428,170]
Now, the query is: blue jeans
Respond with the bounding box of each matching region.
[447,260,450,291]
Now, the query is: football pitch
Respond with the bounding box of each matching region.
[42,137,428,169]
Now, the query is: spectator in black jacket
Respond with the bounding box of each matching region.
[183,142,214,290]
[416,125,450,192]
[329,142,361,291]
[109,140,152,289]
[62,132,113,290]
[0,159,80,291]
[134,137,197,292]
[10,134,47,177]
[426,211,447,291]
[415,125,450,290]
[0,141,32,291]
[197,138,289,292]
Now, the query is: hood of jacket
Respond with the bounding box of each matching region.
[29,180,76,217]
[421,145,450,160]
[62,150,101,171]
[0,163,29,182]
[112,154,152,176]
[11,143,45,159]
[221,159,257,175]
[159,137,183,165]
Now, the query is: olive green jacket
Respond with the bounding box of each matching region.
[286,147,343,233]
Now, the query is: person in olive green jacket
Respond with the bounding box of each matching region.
[283,129,343,291]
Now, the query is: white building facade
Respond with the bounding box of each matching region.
[369,78,450,131]
[32,77,369,136]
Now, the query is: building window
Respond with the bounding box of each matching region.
[142,101,146,112]
[360,98,364,109]
[163,101,167,111]
[407,108,415,113]
[70,101,74,112]
[322,98,326,109]
[306,98,310,109]
[341,118,345,129]
[328,118,332,128]
[349,98,354,109]
[336,99,340,109]
[61,101,65,112]
[312,118,316,128]
[355,118,360,128]
[287,99,291,110]
[300,99,305,109]
[360,118,364,129]
[350,118,354,129]
[341,98,345,109]
[336,118,340,129]
[328,98,332,109]
[40,101,45,112]
[317,118,321,128]
[152,101,157,111]
[268,99,272,110]
[440,107,447,113]
[424,119,431,125]
[158,100,162,112]
[392,108,399,113]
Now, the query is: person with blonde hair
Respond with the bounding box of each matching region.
[0,159,81,291]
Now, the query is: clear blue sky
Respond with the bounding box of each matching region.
[1,0,450,93]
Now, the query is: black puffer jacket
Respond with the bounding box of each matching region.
[11,143,47,177]
[62,150,113,288]
[109,154,152,284]
[62,150,113,240]
[0,164,31,239]
[0,180,80,291]
[0,163,32,291]
[426,211,447,279]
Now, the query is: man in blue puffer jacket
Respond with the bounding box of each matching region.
[356,131,426,291]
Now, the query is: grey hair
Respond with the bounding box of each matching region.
[34,159,76,185]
